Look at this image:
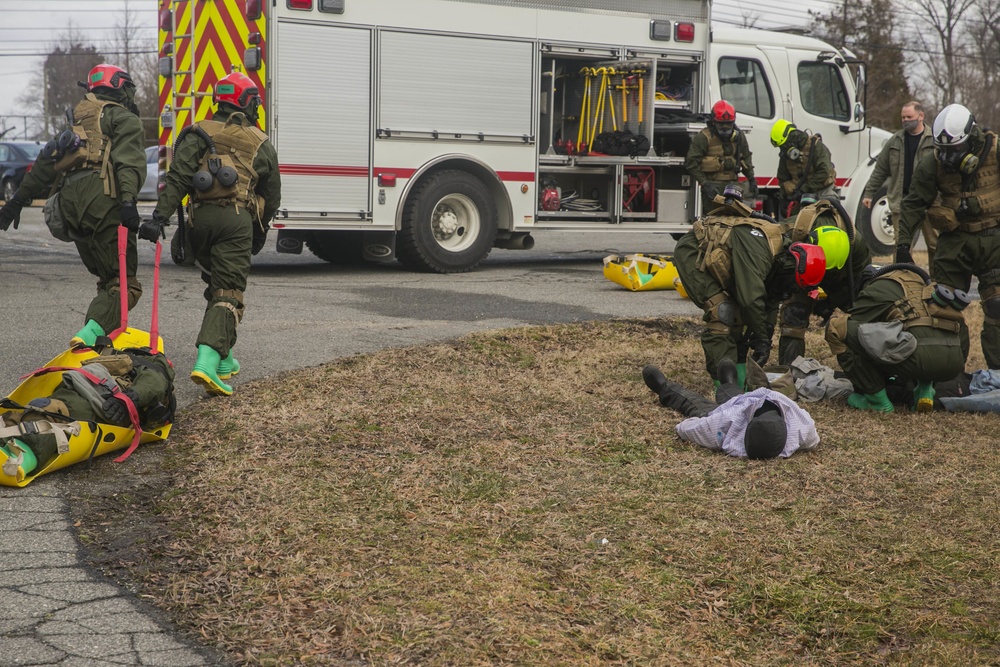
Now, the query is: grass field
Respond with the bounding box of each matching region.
[73,308,1000,667]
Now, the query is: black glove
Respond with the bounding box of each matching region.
[251,228,268,256]
[138,211,169,243]
[746,179,759,198]
[101,388,140,425]
[120,200,141,231]
[701,182,721,200]
[813,298,836,324]
[894,243,914,265]
[751,338,772,367]
[0,197,24,231]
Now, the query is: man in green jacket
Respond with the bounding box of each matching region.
[685,100,755,214]
[896,103,1000,369]
[672,195,828,384]
[0,64,146,347]
[143,71,281,396]
[862,101,938,272]
[771,119,837,218]
[825,264,969,412]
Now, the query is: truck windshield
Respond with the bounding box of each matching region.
[797,62,850,121]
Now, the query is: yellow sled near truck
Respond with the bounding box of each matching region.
[603,253,685,294]
[0,328,171,487]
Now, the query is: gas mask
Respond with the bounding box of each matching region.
[785,146,802,162]
[936,145,977,174]
[715,122,735,141]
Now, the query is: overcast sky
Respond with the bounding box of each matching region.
[0,0,833,138]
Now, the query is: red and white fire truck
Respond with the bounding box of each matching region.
[157,0,891,272]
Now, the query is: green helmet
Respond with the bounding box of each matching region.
[809,225,851,270]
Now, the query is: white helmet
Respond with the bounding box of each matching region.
[932,104,976,148]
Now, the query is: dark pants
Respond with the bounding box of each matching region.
[658,379,743,418]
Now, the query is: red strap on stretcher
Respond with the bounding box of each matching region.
[20,365,143,462]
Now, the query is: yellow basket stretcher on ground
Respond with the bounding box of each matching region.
[1,329,172,487]
[603,253,686,295]
[1,228,171,487]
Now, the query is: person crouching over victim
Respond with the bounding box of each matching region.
[642,359,819,459]
[825,263,970,412]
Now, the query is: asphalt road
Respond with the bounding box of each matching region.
[0,204,701,409]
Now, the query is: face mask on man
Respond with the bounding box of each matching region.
[902,119,920,133]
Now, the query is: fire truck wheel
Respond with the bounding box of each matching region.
[398,169,498,273]
[856,185,894,255]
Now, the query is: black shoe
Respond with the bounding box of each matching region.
[642,365,668,395]
[717,358,739,387]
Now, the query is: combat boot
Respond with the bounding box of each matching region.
[736,363,747,390]
[217,351,241,380]
[717,358,740,388]
[847,390,894,412]
[642,365,668,396]
[914,381,935,413]
[190,345,233,396]
[69,320,105,348]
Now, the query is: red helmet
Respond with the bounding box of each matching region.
[87,64,133,91]
[789,243,826,289]
[213,71,261,110]
[712,100,736,123]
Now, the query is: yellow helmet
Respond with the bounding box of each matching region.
[809,225,851,270]
[770,119,796,147]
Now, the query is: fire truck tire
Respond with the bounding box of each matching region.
[856,185,894,255]
[398,169,498,273]
[305,231,366,264]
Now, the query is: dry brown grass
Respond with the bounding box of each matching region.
[78,314,1000,667]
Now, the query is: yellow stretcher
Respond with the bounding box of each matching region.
[0,328,171,487]
[603,253,683,292]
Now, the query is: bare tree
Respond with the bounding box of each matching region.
[810,0,912,130]
[908,0,976,109]
[14,25,104,140]
[110,0,160,144]
[962,0,1000,129]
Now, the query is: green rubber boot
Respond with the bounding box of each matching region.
[190,345,233,396]
[914,381,935,413]
[217,351,241,380]
[847,390,894,412]
[736,363,747,390]
[69,319,105,348]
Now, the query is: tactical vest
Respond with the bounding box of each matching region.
[785,134,836,191]
[54,94,123,197]
[698,128,739,181]
[80,348,176,429]
[936,131,1000,232]
[193,114,269,223]
[788,199,853,243]
[879,269,965,334]
[692,204,785,288]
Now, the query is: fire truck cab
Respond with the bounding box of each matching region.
[157,0,889,273]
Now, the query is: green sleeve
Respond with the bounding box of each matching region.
[684,132,710,185]
[898,154,939,246]
[802,140,834,193]
[738,132,754,179]
[253,140,282,225]
[848,279,898,324]
[15,154,59,202]
[154,130,207,218]
[730,226,778,338]
[821,235,871,311]
[776,152,791,187]
[104,107,147,203]
[862,138,892,200]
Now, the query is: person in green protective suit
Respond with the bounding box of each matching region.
[672,193,829,386]
[770,119,837,219]
[825,264,969,413]
[685,100,756,214]
[0,64,147,348]
[776,199,871,364]
[896,103,1000,369]
[142,71,281,396]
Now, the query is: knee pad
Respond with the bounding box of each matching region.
[824,313,849,355]
[106,277,143,310]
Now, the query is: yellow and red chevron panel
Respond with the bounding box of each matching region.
[157,0,267,154]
